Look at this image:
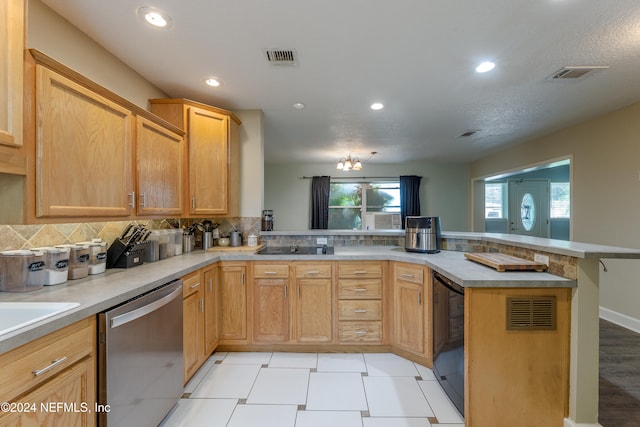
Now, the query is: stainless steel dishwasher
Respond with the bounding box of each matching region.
[98,279,183,427]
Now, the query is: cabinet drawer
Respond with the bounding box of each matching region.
[338,279,382,299]
[254,264,289,278]
[295,263,332,278]
[394,264,424,284]
[338,262,383,278]
[182,270,202,297]
[339,321,382,343]
[0,317,96,402]
[338,300,382,320]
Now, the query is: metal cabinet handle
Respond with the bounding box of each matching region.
[297,285,300,299]
[354,270,368,275]
[354,331,368,335]
[209,277,213,292]
[418,292,422,305]
[265,271,278,275]
[200,298,204,312]
[354,309,367,313]
[306,270,320,275]
[284,286,287,299]
[354,288,368,292]
[139,192,146,207]
[190,282,201,289]
[401,273,415,278]
[191,197,196,210]
[128,192,136,208]
[33,357,68,377]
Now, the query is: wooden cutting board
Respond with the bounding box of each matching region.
[464,252,547,272]
[206,244,264,252]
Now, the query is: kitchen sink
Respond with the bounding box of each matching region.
[0,302,80,336]
[257,245,334,255]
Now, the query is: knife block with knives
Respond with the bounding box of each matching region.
[107,225,152,269]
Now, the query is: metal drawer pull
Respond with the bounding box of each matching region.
[265,271,278,275]
[354,309,368,313]
[355,331,368,335]
[190,282,201,289]
[33,357,68,377]
[401,273,415,278]
[306,270,320,275]
[354,288,368,292]
[354,270,368,274]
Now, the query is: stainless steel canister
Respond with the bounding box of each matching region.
[404,216,442,253]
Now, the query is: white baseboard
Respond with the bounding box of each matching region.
[564,418,602,427]
[599,307,640,334]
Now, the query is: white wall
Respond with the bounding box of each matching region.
[28,0,167,108]
[265,161,469,231]
[469,101,640,325]
[234,110,264,217]
[27,0,265,220]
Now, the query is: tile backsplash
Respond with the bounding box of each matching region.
[0,217,261,251]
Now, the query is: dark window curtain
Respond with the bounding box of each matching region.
[311,176,331,229]
[400,175,422,228]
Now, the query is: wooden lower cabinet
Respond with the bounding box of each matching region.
[182,270,204,383]
[203,265,221,355]
[294,263,333,343]
[393,263,430,358]
[0,317,96,427]
[220,263,247,342]
[253,277,289,342]
[466,287,571,427]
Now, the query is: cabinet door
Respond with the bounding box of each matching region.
[187,106,229,215]
[35,66,133,217]
[0,356,96,427]
[295,278,332,343]
[394,280,425,355]
[0,0,23,149]
[135,116,183,216]
[203,266,220,355]
[254,278,289,342]
[183,291,201,383]
[220,265,247,341]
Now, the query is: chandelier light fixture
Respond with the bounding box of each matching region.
[336,154,362,171]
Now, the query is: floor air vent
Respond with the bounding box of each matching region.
[264,49,298,66]
[506,296,557,331]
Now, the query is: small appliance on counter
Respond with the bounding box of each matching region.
[405,216,442,253]
[262,210,274,231]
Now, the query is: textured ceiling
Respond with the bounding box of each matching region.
[41,0,640,164]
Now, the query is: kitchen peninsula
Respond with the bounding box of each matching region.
[1,232,638,427]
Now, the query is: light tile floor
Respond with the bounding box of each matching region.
[160,352,464,427]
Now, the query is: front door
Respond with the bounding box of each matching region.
[508,179,549,238]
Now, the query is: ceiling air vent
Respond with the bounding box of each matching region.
[506,296,557,331]
[264,49,298,66]
[458,129,480,138]
[548,66,608,80]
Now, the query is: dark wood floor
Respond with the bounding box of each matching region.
[599,319,640,427]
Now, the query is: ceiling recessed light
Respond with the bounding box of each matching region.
[370,103,384,110]
[205,78,221,87]
[137,6,173,29]
[475,61,495,73]
[292,102,305,109]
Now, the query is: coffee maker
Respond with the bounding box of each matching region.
[261,210,274,231]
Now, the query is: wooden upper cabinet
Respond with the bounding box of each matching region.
[35,65,134,218]
[135,116,184,216]
[149,98,240,217]
[0,0,23,149]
